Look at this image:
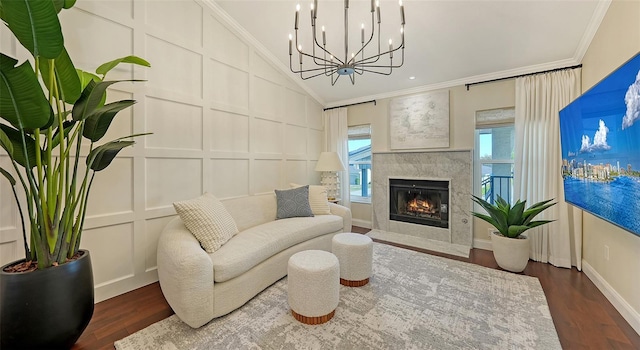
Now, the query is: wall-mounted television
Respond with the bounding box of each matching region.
[559,52,640,236]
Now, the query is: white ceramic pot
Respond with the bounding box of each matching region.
[491,232,530,273]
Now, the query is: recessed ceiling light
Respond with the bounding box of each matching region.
[409,76,416,80]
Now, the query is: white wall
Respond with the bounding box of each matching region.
[0,0,323,302]
[580,0,640,333]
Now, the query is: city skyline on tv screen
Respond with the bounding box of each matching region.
[560,52,640,236]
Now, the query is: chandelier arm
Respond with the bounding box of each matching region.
[291,64,340,74]
[301,68,339,80]
[290,53,340,74]
[331,72,341,86]
[349,12,376,65]
[349,72,355,85]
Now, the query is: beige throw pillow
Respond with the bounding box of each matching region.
[289,183,331,215]
[173,193,239,253]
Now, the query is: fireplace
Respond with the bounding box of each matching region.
[389,178,449,228]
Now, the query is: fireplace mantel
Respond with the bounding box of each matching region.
[372,150,472,248]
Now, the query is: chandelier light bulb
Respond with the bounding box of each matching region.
[296,4,300,11]
[289,33,293,40]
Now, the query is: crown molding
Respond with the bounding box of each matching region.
[324,57,581,108]
[201,0,326,106]
[573,0,611,63]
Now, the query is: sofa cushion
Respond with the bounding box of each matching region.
[210,215,343,282]
[173,193,239,253]
[290,183,331,215]
[274,186,314,219]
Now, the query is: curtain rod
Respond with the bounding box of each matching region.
[324,100,376,111]
[465,64,582,91]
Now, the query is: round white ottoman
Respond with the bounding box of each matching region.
[332,233,373,287]
[287,250,340,325]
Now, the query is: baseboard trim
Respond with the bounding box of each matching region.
[352,219,372,229]
[582,259,640,336]
[473,238,492,251]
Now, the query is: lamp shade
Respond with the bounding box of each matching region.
[315,152,345,171]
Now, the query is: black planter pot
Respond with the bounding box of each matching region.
[0,250,94,350]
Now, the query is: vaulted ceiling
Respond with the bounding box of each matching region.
[212,0,608,107]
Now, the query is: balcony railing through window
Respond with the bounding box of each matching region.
[481,175,513,204]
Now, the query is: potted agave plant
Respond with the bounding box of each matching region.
[0,1,150,348]
[471,195,556,273]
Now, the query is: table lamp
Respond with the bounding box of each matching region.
[315,151,346,200]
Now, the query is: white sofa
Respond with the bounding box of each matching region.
[157,193,352,328]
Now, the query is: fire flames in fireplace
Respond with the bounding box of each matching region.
[407,197,437,214]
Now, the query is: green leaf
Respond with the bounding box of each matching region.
[50,120,75,149]
[0,54,52,130]
[63,0,77,9]
[0,124,38,168]
[96,55,151,78]
[0,127,13,156]
[52,0,64,13]
[507,200,525,226]
[87,140,134,171]
[83,100,136,142]
[507,225,530,238]
[39,48,82,104]
[76,69,101,90]
[72,80,121,121]
[0,167,16,186]
[2,0,63,59]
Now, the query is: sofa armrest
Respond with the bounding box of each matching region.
[329,202,352,232]
[157,217,214,328]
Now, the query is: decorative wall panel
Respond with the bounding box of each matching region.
[253,52,283,85]
[307,99,324,130]
[82,223,134,286]
[145,97,204,150]
[253,160,282,194]
[146,1,203,46]
[285,89,307,126]
[0,0,324,302]
[210,110,249,152]
[144,216,176,271]
[207,15,249,70]
[210,59,249,111]
[252,76,282,121]
[286,125,308,156]
[285,160,308,185]
[85,158,134,217]
[0,242,18,267]
[60,9,133,80]
[145,158,203,210]
[308,129,323,159]
[147,35,203,97]
[252,119,283,154]
[211,159,250,198]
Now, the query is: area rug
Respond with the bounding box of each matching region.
[115,243,561,350]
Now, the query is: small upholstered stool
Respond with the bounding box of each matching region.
[287,250,340,325]
[332,233,373,287]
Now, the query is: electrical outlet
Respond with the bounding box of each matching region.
[604,245,610,261]
[487,228,494,239]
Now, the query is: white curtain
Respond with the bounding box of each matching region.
[514,68,583,270]
[323,107,350,208]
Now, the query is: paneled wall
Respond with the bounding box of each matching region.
[0,0,323,302]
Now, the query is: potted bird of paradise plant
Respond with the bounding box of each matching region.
[0,1,150,348]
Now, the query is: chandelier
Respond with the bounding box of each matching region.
[289,0,405,85]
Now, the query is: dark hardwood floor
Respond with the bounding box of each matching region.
[73,226,640,349]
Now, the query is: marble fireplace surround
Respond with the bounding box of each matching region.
[371,150,473,254]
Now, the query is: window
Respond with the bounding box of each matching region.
[474,108,515,205]
[348,125,372,203]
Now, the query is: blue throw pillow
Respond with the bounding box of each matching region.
[275,185,314,219]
